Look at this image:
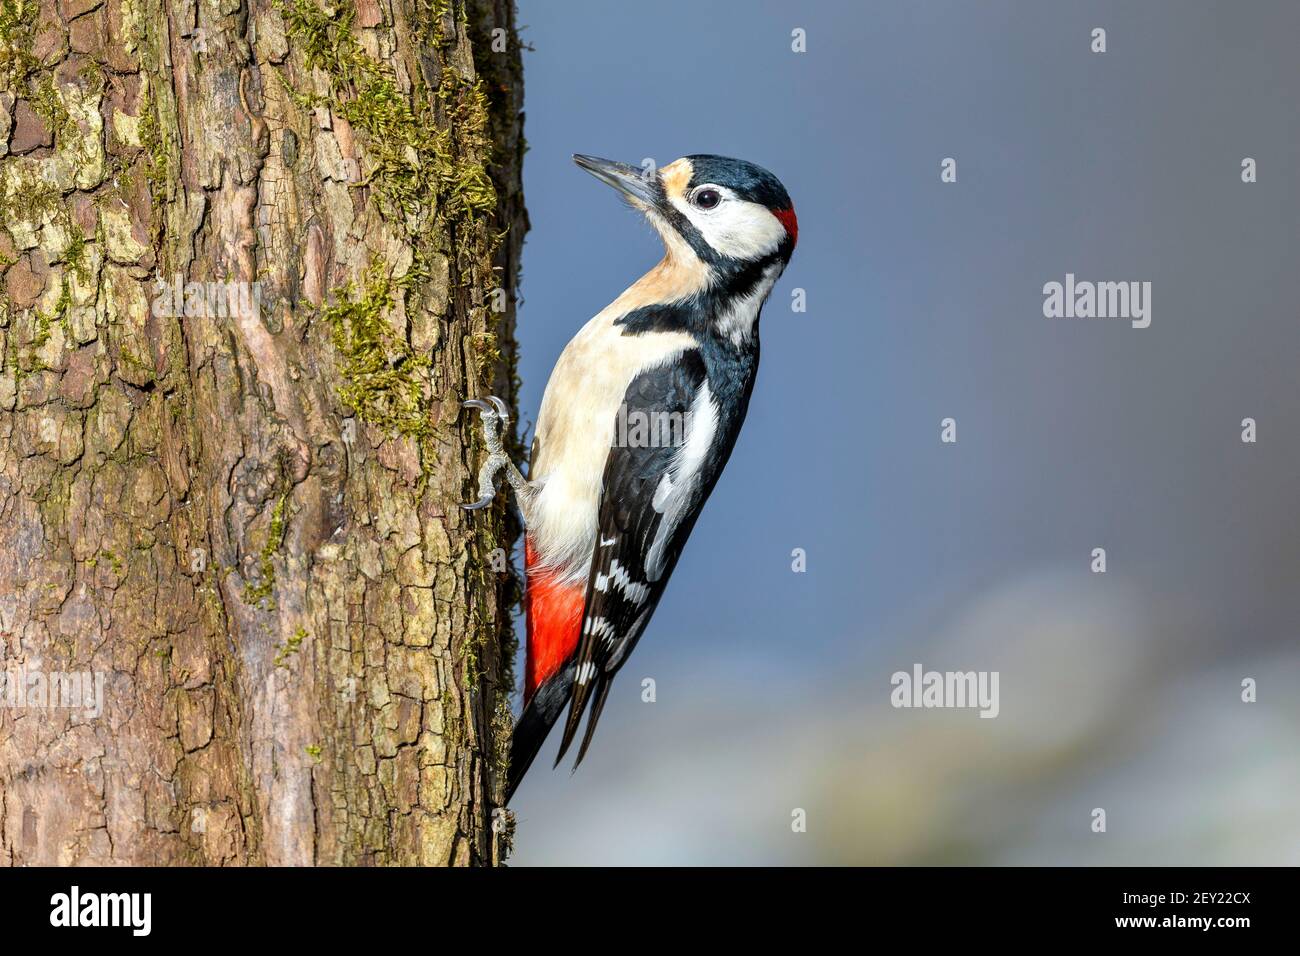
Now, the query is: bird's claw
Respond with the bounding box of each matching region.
[461,395,514,510]
[462,396,510,422]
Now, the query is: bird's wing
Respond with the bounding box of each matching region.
[555,347,730,765]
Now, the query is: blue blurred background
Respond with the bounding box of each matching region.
[505,0,1300,864]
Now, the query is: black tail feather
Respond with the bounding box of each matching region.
[574,675,613,767]
[505,663,574,803]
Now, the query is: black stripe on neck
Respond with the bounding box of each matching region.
[614,249,786,342]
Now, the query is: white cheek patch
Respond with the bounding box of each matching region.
[669,193,787,260]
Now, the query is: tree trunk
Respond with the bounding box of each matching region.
[0,0,526,865]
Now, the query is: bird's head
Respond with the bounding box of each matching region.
[574,153,797,290]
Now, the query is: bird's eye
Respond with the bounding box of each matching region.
[692,188,722,210]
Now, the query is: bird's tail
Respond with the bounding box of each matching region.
[505,662,575,803]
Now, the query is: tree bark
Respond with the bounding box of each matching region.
[0,0,526,865]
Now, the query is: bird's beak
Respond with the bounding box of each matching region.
[573,154,661,211]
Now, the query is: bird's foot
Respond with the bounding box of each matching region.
[462,396,531,513]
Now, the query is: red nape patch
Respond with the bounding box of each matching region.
[773,206,798,247]
[523,536,585,703]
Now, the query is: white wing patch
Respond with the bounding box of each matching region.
[651,474,674,510]
[645,383,719,581]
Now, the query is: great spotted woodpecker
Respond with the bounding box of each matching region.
[463,154,797,801]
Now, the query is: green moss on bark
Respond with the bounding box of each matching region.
[0,0,39,91]
[243,490,289,609]
[323,258,434,446]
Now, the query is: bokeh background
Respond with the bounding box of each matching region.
[504,0,1300,864]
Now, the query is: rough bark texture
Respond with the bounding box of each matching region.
[0,0,526,865]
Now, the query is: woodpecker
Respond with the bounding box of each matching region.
[463,153,797,802]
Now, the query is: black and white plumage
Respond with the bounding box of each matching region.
[560,350,736,764]
[464,153,797,801]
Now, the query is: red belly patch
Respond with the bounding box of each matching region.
[524,535,585,702]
